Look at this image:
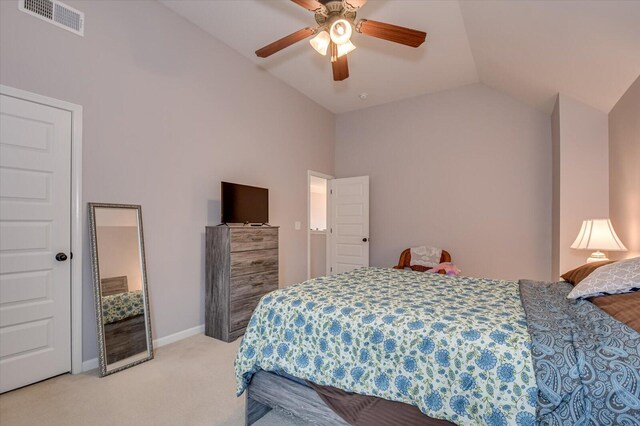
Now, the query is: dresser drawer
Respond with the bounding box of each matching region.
[231,270,278,302]
[230,249,278,277]
[230,228,278,252]
[230,294,263,332]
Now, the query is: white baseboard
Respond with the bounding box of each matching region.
[81,323,205,372]
[154,324,205,347]
[82,358,99,372]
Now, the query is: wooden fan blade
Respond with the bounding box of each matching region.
[344,0,367,9]
[291,0,326,13]
[356,19,426,48]
[331,43,349,82]
[255,28,315,58]
[332,55,349,81]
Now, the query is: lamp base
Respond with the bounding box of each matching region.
[586,250,609,263]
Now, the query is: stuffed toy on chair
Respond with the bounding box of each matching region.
[427,262,461,276]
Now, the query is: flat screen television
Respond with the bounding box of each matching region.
[221,182,269,224]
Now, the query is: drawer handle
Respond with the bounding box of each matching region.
[251,237,264,242]
[251,260,264,265]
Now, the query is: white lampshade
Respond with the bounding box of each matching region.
[329,19,352,45]
[309,31,330,56]
[571,219,627,262]
[336,40,356,58]
[571,219,627,250]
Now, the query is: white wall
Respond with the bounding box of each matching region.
[336,84,552,281]
[0,1,334,361]
[609,75,640,259]
[310,184,327,231]
[551,95,609,276]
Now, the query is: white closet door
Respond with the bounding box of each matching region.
[0,94,72,393]
[329,176,369,274]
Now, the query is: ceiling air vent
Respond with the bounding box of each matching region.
[19,0,84,36]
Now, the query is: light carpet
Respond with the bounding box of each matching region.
[0,334,305,426]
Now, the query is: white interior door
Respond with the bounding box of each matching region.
[0,94,72,393]
[329,176,369,274]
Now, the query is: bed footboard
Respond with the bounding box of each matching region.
[245,371,348,426]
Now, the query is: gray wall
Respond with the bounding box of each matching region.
[95,226,143,291]
[551,95,609,276]
[310,233,326,278]
[336,84,552,281]
[551,99,561,279]
[0,0,334,361]
[609,75,640,260]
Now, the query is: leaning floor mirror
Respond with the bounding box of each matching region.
[88,203,153,376]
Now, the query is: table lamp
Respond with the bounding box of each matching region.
[571,218,627,263]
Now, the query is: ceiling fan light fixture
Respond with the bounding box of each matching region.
[337,40,356,58]
[329,19,352,45]
[309,30,330,56]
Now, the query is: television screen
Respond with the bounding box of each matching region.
[221,182,269,224]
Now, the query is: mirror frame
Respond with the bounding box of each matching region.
[88,202,153,376]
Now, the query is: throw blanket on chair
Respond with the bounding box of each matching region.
[519,280,640,425]
[409,246,442,268]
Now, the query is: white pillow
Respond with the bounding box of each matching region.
[567,257,640,299]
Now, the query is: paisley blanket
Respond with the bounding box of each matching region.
[236,268,537,425]
[519,280,640,425]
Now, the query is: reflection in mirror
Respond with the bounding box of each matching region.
[89,203,153,376]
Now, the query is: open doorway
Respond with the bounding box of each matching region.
[307,171,332,279]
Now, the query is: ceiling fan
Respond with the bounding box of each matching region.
[255,0,427,81]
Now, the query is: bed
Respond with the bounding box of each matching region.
[101,277,147,364]
[235,267,640,425]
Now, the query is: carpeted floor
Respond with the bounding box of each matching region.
[0,334,304,426]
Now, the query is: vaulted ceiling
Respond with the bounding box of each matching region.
[161,0,640,114]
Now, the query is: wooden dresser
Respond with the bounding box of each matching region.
[205,226,279,342]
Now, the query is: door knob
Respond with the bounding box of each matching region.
[362,238,368,242]
[55,252,68,262]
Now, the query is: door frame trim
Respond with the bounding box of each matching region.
[1,84,84,375]
[307,170,333,280]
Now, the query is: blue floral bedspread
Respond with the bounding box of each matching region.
[101,290,144,324]
[519,280,640,426]
[235,268,537,425]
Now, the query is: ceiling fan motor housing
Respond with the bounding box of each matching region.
[315,1,356,27]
